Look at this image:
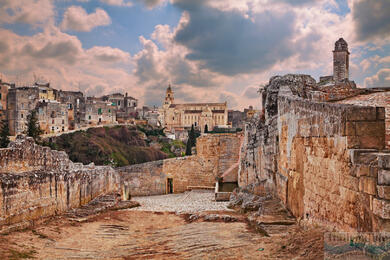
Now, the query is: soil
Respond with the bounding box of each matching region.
[0,195,325,259]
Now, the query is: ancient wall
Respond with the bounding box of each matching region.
[336,90,390,148]
[239,74,390,232]
[119,133,242,196]
[0,136,119,232]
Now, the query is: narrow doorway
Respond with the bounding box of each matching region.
[167,178,173,194]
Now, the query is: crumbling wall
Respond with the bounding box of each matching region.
[0,136,119,232]
[119,156,216,196]
[196,133,242,182]
[239,74,390,232]
[119,133,242,196]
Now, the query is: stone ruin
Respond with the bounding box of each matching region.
[239,74,390,232]
[0,135,119,233]
[0,73,390,234]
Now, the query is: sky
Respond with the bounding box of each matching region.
[0,0,389,109]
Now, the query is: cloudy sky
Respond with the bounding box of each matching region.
[0,0,389,109]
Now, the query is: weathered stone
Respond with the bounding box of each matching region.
[378,169,390,185]
[372,198,390,219]
[346,107,377,122]
[377,186,390,200]
[0,136,119,231]
[378,155,390,169]
[355,121,385,136]
[359,177,377,195]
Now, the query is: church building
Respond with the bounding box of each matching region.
[160,85,228,133]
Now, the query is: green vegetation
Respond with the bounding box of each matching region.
[137,125,165,137]
[0,119,10,148]
[26,110,43,143]
[44,125,185,167]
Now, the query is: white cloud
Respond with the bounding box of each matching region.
[0,26,140,103]
[364,69,390,88]
[0,0,54,27]
[136,0,166,9]
[60,6,111,32]
[86,46,131,63]
[100,0,133,7]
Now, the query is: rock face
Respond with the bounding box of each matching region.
[0,136,119,233]
[228,186,271,214]
[239,74,390,232]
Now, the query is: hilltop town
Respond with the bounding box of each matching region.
[0,38,389,259]
[0,80,257,140]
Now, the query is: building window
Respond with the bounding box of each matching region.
[62,120,65,124]
[0,93,2,100]
[88,115,91,120]
[52,119,54,124]
[21,113,23,119]
[118,100,121,106]
[108,109,111,113]
[98,108,102,115]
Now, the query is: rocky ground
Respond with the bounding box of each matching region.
[129,190,231,213]
[0,190,325,259]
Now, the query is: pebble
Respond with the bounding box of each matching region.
[128,190,232,214]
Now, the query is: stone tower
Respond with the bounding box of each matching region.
[163,84,174,109]
[333,38,350,83]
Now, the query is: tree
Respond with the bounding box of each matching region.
[204,124,208,133]
[186,125,197,155]
[185,125,196,156]
[185,140,192,156]
[26,110,43,142]
[0,120,10,148]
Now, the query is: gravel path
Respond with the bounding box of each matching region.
[129,190,232,214]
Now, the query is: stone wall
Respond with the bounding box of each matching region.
[239,74,390,232]
[336,90,390,148]
[118,133,242,196]
[0,136,119,232]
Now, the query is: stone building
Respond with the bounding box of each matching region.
[7,86,39,135]
[0,80,13,124]
[319,38,351,86]
[109,93,138,123]
[85,98,116,126]
[333,38,350,83]
[160,85,229,133]
[37,101,68,134]
[228,106,259,130]
[56,90,85,130]
[35,82,56,102]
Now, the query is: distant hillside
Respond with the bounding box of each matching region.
[44,125,185,167]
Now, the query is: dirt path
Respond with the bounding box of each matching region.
[0,192,325,259]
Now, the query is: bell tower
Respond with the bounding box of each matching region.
[163,84,174,109]
[333,38,350,83]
